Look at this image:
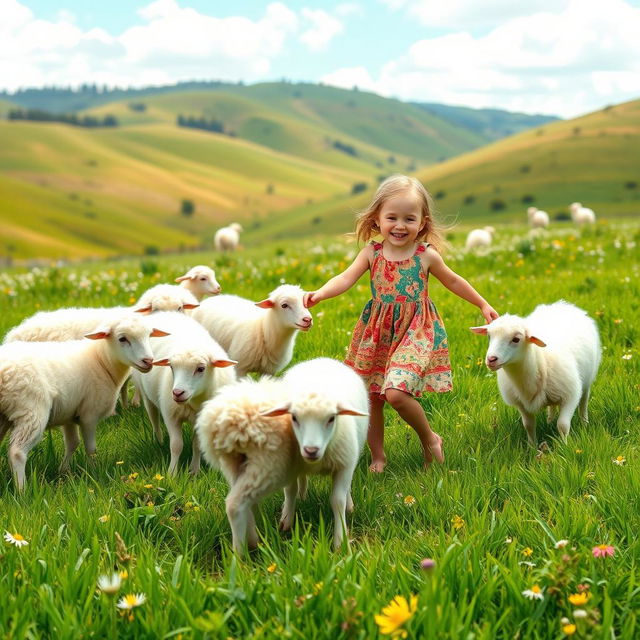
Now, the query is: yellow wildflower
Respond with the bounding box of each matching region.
[374,595,418,637]
[568,592,590,606]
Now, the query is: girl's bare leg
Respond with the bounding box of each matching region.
[367,393,386,472]
[385,389,444,467]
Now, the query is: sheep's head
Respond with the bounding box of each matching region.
[153,350,236,404]
[255,284,313,331]
[85,316,169,373]
[470,315,546,371]
[175,265,221,297]
[134,285,200,314]
[262,393,367,463]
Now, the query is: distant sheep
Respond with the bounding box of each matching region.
[465,226,495,251]
[0,316,168,490]
[529,209,550,228]
[214,223,243,252]
[569,202,596,225]
[175,265,221,299]
[196,358,368,552]
[131,312,236,475]
[191,284,312,377]
[471,300,601,446]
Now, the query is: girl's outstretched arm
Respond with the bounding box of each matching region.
[305,245,372,308]
[423,247,499,323]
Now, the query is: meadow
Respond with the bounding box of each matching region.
[0,219,639,639]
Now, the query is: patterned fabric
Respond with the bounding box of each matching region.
[345,241,452,397]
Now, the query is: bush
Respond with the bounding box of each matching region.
[141,258,158,275]
[624,180,637,190]
[554,211,571,221]
[312,217,322,225]
[180,199,194,217]
[489,199,506,211]
[520,164,531,173]
[463,195,475,205]
[351,182,368,195]
[434,190,446,200]
[521,194,535,204]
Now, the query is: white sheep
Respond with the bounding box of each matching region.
[174,265,221,299]
[131,312,237,475]
[465,226,495,251]
[214,223,243,252]
[529,210,550,228]
[191,284,313,377]
[471,300,601,446]
[569,202,596,225]
[196,357,368,553]
[0,316,168,490]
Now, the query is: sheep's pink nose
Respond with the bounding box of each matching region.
[487,356,498,364]
[140,357,153,370]
[301,316,312,326]
[173,388,186,402]
[303,446,319,459]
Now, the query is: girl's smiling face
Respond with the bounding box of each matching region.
[377,190,425,248]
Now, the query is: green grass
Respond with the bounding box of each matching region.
[0,219,639,638]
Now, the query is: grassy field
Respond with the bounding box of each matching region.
[0,218,638,638]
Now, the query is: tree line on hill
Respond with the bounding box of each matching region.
[7,109,118,128]
[176,114,226,134]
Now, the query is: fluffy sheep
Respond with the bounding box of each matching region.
[471,300,601,446]
[465,226,495,251]
[528,209,550,228]
[191,284,312,377]
[0,316,168,490]
[214,223,243,252]
[174,265,221,299]
[196,357,368,553]
[131,312,237,474]
[569,202,596,225]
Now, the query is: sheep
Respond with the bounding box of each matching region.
[0,316,168,490]
[131,312,237,475]
[569,202,596,225]
[528,209,550,228]
[195,357,369,553]
[465,226,495,251]
[174,265,221,299]
[191,284,313,377]
[214,223,243,252]
[471,300,601,447]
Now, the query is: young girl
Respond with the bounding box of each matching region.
[304,175,499,472]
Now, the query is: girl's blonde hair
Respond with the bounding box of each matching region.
[354,174,448,252]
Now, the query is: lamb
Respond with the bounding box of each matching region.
[471,300,601,447]
[527,208,550,228]
[569,202,596,225]
[191,284,313,377]
[465,226,495,251]
[195,357,369,553]
[175,265,221,299]
[0,316,168,490]
[214,223,243,252]
[131,312,237,475]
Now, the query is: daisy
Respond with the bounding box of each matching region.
[554,539,569,549]
[116,593,146,610]
[374,595,418,637]
[592,544,615,558]
[522,585,544,600]
[612,455,626,466]
[4,531,29,547]
[403,495,416,506]
[97,573,122,595]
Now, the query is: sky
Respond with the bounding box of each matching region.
[2,0,640,118]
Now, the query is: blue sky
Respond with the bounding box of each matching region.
[3,0,640,118]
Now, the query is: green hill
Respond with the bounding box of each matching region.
[247,98,640,242]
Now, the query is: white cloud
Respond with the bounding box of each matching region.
[321,66,378,92]
[326,0,640,116]
[299,8,344,52]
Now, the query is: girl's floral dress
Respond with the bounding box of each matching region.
[345,241,452,397]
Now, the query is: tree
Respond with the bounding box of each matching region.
[181,199,195,217]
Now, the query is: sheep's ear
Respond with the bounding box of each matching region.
[85,329,110,340]
[150,328,171,338]
[182,303,199,310]
[153,358,170,366]
[529,336,547,347]
[134,305,152,314]
[470,325,489,335]
[255,299,275,309]
[211,359,237,368]
[174,275,189,283]
[260,405,291,417]
[336,403,369,417]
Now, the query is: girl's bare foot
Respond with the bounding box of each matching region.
[424,434,444,467]
[369,457,386,473]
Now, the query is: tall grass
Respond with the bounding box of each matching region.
[0,220,638,638]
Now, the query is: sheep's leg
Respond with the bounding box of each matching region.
[346,492,354,514]
[578,388,590,423]
[142,395,164,444]
[8,416,47,492]
[189,427,201,475]
[246,507,259,549]
[330,467,354,550]
[546,405,557,423]
[130,384,141,408]
[59,423,81,472]
[280,481,298,532]
[78,420,98,462]
[225,482,263,554]
[119,379,129,409]
[519,409,537,447]
[297,475,308,500]
[557,397,580,442]
[166,417,184,475]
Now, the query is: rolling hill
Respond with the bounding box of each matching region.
[246,98,640,242]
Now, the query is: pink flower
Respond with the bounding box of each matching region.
[592,544,615,558]
[420,558,436,571]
